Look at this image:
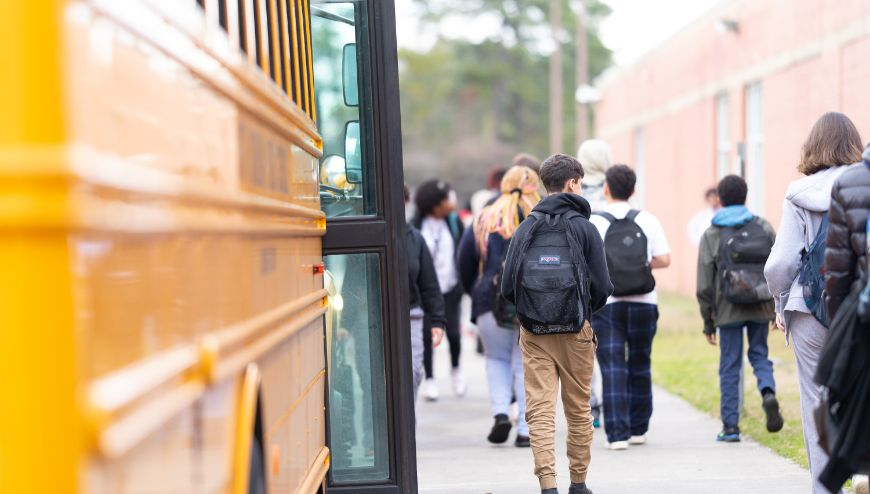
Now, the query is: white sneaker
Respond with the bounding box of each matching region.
[628,435,647,445]
[606,440,629,450]
[452,369,467,397]
[853,475,869,494]
[422,378,439,402]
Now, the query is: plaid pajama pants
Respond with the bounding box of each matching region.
[591,302,659,443]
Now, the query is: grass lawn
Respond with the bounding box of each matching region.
[653,292,808,468]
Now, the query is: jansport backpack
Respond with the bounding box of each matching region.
[718,218,774,304]
[798,213,830,326]
[512,211,590,335]
[595,210,655,297]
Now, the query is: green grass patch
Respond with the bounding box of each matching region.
[652,292,808,468]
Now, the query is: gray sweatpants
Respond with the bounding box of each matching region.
[787,311,843,494]
[411,308,425,402]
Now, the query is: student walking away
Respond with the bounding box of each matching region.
[501,154,612,494]
[590,164,671,450]
[404,184,446,403]
[413,180,467,401]
[816,143,870,494]
[458,166,542,447]
[577,139,612,212]
[696,174,783,443]
[577,139,612,427]
[687,187,721,247]
[764,112,863,494]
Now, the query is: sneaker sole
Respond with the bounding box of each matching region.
[488,421,512,444]
[717,435,740,443]
[763,397,784,433]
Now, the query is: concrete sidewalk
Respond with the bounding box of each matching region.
[416,335,811,494]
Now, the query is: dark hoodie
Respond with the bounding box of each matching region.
[500,193,612,321]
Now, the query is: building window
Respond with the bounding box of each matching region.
[633,127,646,208]
[744,82,764,213]
[716,93,730,178]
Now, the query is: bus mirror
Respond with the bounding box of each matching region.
[344,121,362,184]
[342,43,358,107]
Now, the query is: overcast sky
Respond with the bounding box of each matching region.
[395,0,724,67]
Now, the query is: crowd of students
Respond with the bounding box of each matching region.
[403,113,870,494]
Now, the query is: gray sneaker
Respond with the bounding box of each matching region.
[568,483,593,494]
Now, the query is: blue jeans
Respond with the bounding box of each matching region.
[592,302,658,443]
[718,320,776,428]
[477,312,528,436]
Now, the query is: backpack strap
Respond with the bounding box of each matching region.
[626,210,641,222]
[594,211,617,224]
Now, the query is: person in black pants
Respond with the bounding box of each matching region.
[413,179,466,401]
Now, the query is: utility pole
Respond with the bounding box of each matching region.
[574,1,588,149]
[549,0,563,154]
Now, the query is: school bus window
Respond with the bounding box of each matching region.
[218,0,228,30]
[312,1,376,218]
[237,0,248,53]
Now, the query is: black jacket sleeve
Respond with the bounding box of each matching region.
[417,232,447,328]
[580,221,613,313]
[825,179,855,319]
[457,227,479,295]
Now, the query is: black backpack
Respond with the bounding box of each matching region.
[512,211,590,335]
[798,213,830,326]
[718,218,774,304]
[490,239,518,328]
[595,210,655,297]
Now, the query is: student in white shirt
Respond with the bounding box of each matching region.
[413,180,467,400]
[589,165,671,450]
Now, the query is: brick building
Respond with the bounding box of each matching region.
[595,0,870,296]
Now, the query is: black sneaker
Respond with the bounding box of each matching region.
[487,414,512,444]
[569,482,593,494]
[762,391,784,433]
[515,434,530,448]
[716,426,740,442]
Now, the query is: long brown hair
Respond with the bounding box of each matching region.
[798,112,863,175]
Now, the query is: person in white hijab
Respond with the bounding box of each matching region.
[578,139,613,212]
[577,138,612,429]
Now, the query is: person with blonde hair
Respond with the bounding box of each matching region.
[458,165,541,447]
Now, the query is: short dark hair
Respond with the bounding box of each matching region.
[414,179,451,217]
[511,153,542,174]
[605,164,636,201]
[539,154,584,193]
[717,175,748,206]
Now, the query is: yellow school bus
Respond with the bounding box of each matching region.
[1,1,332,492]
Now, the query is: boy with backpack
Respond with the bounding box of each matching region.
[696,175,783,443]
[589,164,671,450]
[501,154,612,494]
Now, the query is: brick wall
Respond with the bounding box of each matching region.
[595,0,870,296]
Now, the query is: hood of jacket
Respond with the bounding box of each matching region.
[712,205,754,227]
[532,193,592,219]
[864,144,870,163]
[785,166,849,212]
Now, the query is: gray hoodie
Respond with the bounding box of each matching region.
[764,166,849,318]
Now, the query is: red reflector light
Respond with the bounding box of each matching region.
[313,263,325,275]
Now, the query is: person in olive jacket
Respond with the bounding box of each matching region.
[825,143,870,318]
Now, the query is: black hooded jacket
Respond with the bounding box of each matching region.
[405,224,447,328]
[500,193,613,321]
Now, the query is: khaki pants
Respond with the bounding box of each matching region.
[520,322,596,490]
